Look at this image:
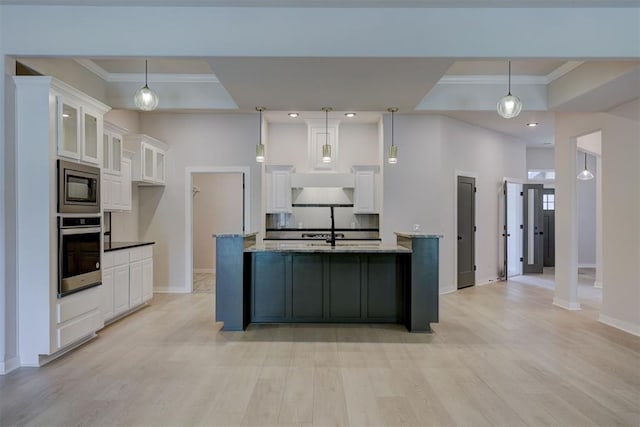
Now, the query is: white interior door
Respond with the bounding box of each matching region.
[506,182,523,278]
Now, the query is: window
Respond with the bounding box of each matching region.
[528,169,556,181]
[543,193,555,211]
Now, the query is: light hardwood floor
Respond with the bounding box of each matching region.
[1,274,639,427]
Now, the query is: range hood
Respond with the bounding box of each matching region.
[291,172,355,188]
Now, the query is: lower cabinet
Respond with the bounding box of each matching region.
[250,253,403,323]
[101,244,154,324]
[56,286,103,350]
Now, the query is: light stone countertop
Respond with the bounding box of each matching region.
[245,242,411,253]
[395,232,444,239]
[213,232,258,238]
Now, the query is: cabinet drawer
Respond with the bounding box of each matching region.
[57,286,101,324]
[102,252,115,269]
[130,245,152,262]
[57,309,101,349]
[114,249,130,266]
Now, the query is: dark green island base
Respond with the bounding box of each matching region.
[215,232,441,333]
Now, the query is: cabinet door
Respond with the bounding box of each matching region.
[268,171,292,213]
[111,174,123,210]
[102,173,113,211]
[354,171,376,213]
[102,134,110,170]
[113,264,130,315]
[129,261,143,307]
[120,159,132,211]
[142,258,153,302]
[101,267,115,322]
[252,253,288,321]
[57,97,81,160]
[111,136,122,174]
[82,110,100,165]
[142,143,155,182]
[155,150,165,183]
[291,255,323,320]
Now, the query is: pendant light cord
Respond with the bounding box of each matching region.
[508,61,511,95]
[145,59,148,87]
[584,152,588,169]
[325,108,329,146]
[391,109,395,147]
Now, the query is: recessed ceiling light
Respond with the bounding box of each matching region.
[344,112,356,118]
[288,112,299,118]
[526,122,539,127]
[62,113,71,118]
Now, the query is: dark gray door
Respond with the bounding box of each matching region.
[457,176,475,289]
[523,184,544,274]
[543,189,555,267]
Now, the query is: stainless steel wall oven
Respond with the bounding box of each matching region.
[58,216,102,297]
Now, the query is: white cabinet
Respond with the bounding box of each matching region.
[101,244,154,325]
[55,286,102,350]
[266,165,294,213]
[103,122,125,174]
[102,158,132,212]
[55,85,109,166]
[12,76,110,365]
[124,134,168,186]
[352,166,379,214]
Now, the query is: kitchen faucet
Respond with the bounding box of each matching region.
[327,206,336,247]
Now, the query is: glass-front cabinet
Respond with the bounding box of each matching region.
[123,134,168,186]
[103,122,126,174]
[55,87,109,166]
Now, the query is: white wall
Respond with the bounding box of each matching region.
[192,173,244,271]
[526,147,555,170]
[555,112,640,335]
[576,152,597,267]
[138,112,261,292]
[383,114,527,293]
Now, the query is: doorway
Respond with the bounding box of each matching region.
[523,183,544,274]
[185,166,250,293]
[457,175,476,289]
[505,181,524,278]
[543,189,555,267]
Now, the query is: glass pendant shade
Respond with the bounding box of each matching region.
[134,85,159,111]
[497,61,522,119]
[255,143,265,163]
[134,60,159,111]
[577,152,594,180]
[388,145,398,164]
[322,144,332,163]
[497,93,522,119]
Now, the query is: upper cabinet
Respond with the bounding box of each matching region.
[124,134,169,186]
[103,122,126,174]
[266,165,294,213]
[352,166,379,214]
[54,82,110,166]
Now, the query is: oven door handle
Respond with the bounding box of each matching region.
[60,227,102,235]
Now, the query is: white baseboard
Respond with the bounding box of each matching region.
[439,286,456,295]
[594,281,603,288]
[553,297,581,311]
[599,314,640,337]
[0,357,20,375]
[578,264,596,269]
[193,268,215,274]
[154,287,190,294]
[477,277,503,287]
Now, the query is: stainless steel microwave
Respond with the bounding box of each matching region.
[58,159,101,214]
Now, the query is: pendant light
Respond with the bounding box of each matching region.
[497,61,522,119]
[577,151,594,180]
[387,107,398,164]
[321,107,332,163]
[255,107,266,163]
[134,59,159,111]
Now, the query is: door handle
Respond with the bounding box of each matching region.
[458,236,462,240]
[539,232,544,235]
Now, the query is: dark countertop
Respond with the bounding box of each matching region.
[104,241,155,252]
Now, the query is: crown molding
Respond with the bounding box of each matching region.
[545,61,585,83]
[74,58,219,83]
[439,61,586,86]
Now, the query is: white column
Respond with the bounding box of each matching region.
[594,155,603,288]
[553,129,580,310]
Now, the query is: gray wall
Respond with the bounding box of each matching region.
[577,152,597,266]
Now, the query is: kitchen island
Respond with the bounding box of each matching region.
[215,232,441,332]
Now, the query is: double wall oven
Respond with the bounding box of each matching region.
[57,160,102,297]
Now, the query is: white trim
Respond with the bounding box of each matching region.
[454,170,478,291]
[109,73,220,84]
[545,61,585,83]
[0,357,20,375]
[185,166,251,294]
[74,58,111,80]
[578,264,596,269]
[153,287,191,294]
[439,75,547,85]
[439,286,456,295]
[193,268,215,274]
[598,314,640,337]
[553,297,581,310]
[593,281,603,288]
[477,277,503,286]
